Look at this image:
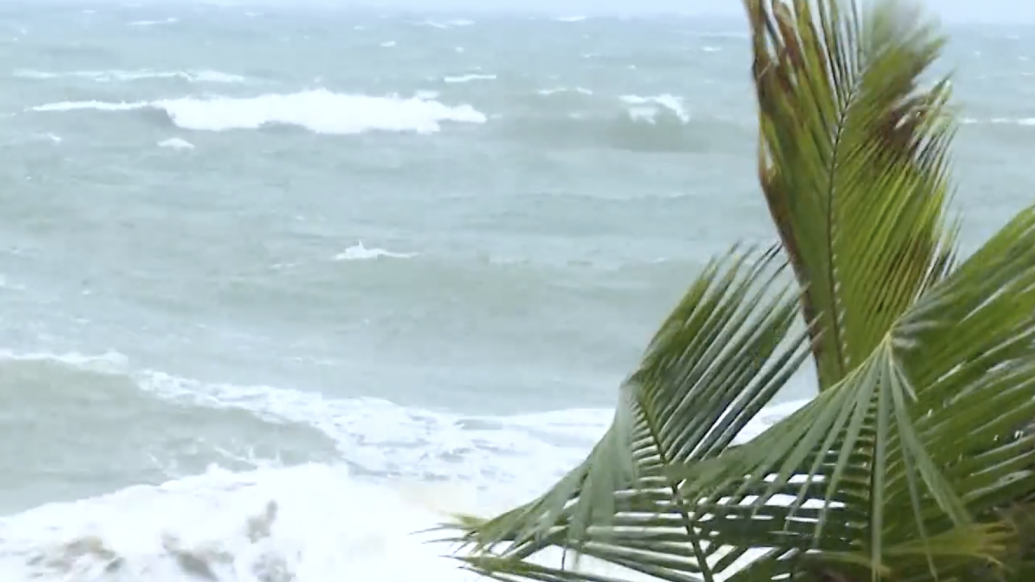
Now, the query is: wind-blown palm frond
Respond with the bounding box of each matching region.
[441,1,1035,582]
[448,246,810,579]
[751,0,958,390]
[672,206,1035,581]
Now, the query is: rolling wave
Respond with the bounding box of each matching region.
[0,349,808,581]
[28,90,487,134]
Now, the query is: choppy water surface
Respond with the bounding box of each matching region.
[0,2,1033,580]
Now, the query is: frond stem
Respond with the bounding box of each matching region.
[821,86,854,380]
[639,401,716,582]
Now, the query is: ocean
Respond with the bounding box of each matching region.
[0,1,1032,580]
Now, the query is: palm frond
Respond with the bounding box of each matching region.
[445,246,810,580]
[751,0,959,390]
[671,206,1035,581]
[439,1,1035,582]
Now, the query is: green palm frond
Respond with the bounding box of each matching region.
[440,1,1035,581]
[446,246,810,577]
[751,0,958,390]
[673,206,1035,580]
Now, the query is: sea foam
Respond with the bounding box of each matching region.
[0,349,809,581]
[30,90,487,135]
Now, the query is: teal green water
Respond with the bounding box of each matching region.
[0,3,1033,580]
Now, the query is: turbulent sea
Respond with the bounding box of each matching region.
[0,1,1033,580]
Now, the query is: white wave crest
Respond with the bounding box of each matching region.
[537,86,593,96]
[13,68,245,83]
[992,117,1035,126]
[620,93,690,124]
[333,241,414,261]
[157,137,195,150]
[29,90,488,135]
[443,73,496,84]
[962,117,1035,126]
[127,17,178,27]
[419,18,475,29]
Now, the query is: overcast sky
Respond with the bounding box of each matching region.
[21,0,1032,24]
[698,0,1028,22]
[338,0,1031,23]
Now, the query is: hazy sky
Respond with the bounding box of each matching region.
[699,0,1029,22]
[21,0,1032,24]
[342,0,1031,23]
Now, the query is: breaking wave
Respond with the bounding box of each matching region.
[28,90,487,135]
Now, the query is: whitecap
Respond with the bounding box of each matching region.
[127,17,178,27]
[14,68,244,83]
[29,89,488,135]
[442,73,496,83]
[419,19,474,29]
[333,241,414,261]
[990,117,1035,126]
[157,137,194,150]
[537,86,593,96]
[619,94,690,123]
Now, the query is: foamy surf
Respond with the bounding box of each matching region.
[29,90,487,135]
[0,462,685,582]
[0,348,810,581]
[0,463,495,582]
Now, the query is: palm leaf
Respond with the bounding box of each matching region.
[445,246,810,580]
[441,1,1035,581]
[672,206,1035,581]
[751,0,959,390]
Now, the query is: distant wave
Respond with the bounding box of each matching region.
[333,241,415,261]
[961,117,1035,126]
[991,117,1035,126]
[486,92,724,152]
[537,87,594,96]
[157,137,194,150]
[126,17,178,27]
[418,18,475,29]
[28,90,487,135]
[13,68,245,84]
[619,93,691,124]
[495,113,746,153]
[442,73,496,84]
